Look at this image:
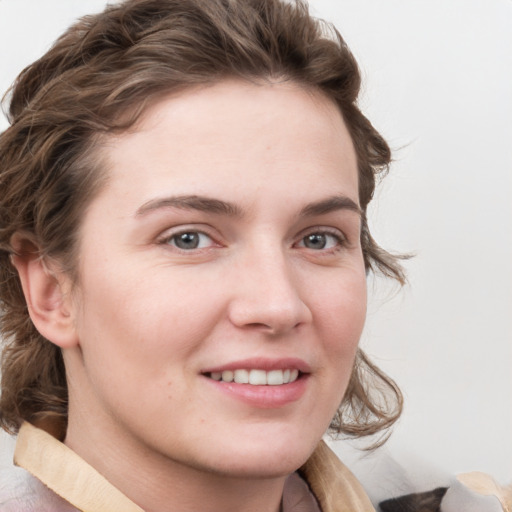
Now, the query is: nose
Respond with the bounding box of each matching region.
[227,249,313,336]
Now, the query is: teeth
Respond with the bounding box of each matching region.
[234,369,249,384]
[249,369,266,385]
[209,369,300,385]
[267,370,284,386]
[222,370,234,382]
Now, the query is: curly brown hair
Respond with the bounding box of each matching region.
[0,0,404,441]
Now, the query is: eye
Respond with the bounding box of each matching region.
[165,231,214,250]
[297,231,343,250]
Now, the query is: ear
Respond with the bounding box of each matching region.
[10,233,79,349]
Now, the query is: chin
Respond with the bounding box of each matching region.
[200,434,319,479]
[218,417,330,476]
[209,455,307,479]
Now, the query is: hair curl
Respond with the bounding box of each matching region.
[0,0,404,441]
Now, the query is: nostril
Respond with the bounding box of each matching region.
[227,279,313,334]
[246,322,272,329]
[243,320,303,335]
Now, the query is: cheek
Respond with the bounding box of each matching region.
[74,266,222,373]
[317,272,367,381]
[320,271,367,339]
[308,275,366,432]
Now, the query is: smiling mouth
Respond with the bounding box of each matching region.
[204,368,301,386]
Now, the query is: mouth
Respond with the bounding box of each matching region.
[204,368,301,386]
[201,360,310,407]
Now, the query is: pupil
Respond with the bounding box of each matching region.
[176,232,199,249]
[305,234,326,249]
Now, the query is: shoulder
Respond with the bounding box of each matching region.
[331,440,509,512]
[0,463,32,511]
[0,466,78,512]
[0,449,77,512]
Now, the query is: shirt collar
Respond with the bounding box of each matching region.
[14,421,375,512]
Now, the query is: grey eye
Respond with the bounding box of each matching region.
[298,232,342,250]
[303,233,327,249]
[169,231,212,250]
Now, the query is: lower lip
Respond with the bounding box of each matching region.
[203,375,309,409]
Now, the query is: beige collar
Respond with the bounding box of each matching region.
[300,440,375,512]
[457,473,511,512]
[14,421,375,512]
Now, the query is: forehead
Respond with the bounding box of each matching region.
[97,79,358,210]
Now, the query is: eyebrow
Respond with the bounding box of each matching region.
[299,195,362,218]
[135,193,361,218]
[136,195,243,217]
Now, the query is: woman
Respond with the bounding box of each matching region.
[0,0,407,510]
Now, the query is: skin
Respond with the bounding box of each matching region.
[15,79,367,512]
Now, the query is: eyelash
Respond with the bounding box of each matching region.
[157,227,347,253]
[295,228,346,253]
[158,229,217,251]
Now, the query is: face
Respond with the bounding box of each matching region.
[65,80,366,479]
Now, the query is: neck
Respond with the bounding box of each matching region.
[65,405,287,512]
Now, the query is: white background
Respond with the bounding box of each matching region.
[0,0,511,486]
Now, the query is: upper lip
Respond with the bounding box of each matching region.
[201,357,311,374]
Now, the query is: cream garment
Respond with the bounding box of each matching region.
[0,421,376,512]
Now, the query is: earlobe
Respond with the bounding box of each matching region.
[10,234,79,349]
